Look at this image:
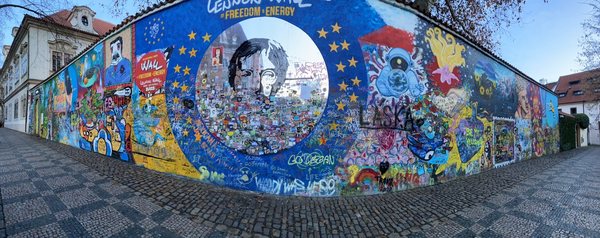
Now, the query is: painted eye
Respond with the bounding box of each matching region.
[261,70,275,79]
[390,57,408,71]
[241,69,252,77]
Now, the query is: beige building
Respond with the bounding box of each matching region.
[0,6,114,132]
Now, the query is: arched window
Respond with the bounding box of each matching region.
[82,16,89,26]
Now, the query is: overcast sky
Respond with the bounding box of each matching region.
[1,0,594,83]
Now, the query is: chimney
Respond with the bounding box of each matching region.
[11,27,19,37]
[3,45,10,59]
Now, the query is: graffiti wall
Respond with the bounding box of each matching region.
[31,0,559,196]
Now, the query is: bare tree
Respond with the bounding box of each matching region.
[412,0,542,53]
[0,0,72,41]
[577,0,600,100]
[578,0,600,71]
[574,0,600,139]
[101,0,160,18]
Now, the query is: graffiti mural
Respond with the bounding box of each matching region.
[493,118,516,167]
[30,0,559,197]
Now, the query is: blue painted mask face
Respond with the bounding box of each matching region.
[376,48,419,98]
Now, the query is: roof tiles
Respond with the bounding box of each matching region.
[555,68,600,104]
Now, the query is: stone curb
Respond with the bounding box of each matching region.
[0,186,5,238]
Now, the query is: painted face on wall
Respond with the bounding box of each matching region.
[231,39,288,100]
[377,48,420,98]
[236,48,278,98]
[516,89,531,118]
[194,18,329,156]
[110,37,123,65]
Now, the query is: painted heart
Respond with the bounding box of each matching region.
[379,161,390,175]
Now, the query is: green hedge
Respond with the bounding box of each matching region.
[574,113,590,129]
[559,114,578,151]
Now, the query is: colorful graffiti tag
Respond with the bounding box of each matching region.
[30,0,559,196]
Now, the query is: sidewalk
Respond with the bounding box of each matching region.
[1,128,598,237]
[0,129,214,237]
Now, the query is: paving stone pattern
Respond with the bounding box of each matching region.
[1,177,5,238]
[412,147,600,237]
[0,128,598,237]
[0,129,214,237]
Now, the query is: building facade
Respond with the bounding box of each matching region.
[554,69,600,145]
[0,6,113,132]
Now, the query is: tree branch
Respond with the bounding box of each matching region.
[442,0,476,40]
[0,4,46,17]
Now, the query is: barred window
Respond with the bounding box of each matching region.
[14,101,18,119]
[52,51,62,72]
[64,53,72,64]
[21,97,27,118]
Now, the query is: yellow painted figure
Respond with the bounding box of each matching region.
[131,94,202,179]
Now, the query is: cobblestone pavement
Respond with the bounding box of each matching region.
[0,128,598,237]
[412,147,600,238]
[1,171,5,238]
[0,129,214,237]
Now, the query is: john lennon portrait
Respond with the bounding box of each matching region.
[195,17,329,155]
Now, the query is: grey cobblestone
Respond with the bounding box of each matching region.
[0,129,213,237]
[412,147,600,237]
[0,183,4,238]
[10,223,67,238]
[76,206,134,238]
[1,128,600,237]
[3,197,52,225]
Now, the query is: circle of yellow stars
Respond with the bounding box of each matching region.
[170,30,213,140]
[316,22,364,143]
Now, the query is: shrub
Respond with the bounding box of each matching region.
[574,113,590,129]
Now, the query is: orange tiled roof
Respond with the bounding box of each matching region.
[43,9,115,36]
[555,68,600,104]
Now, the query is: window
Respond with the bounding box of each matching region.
[559,93,566,97]
[558,108,562,112]
[82,16,89,26]
[51,51,73,72]
[13,55,19,81]
[571,107,577,114]
[569,80,580,85]
[52,51,62,72]
[21,97,27,118]
[20,54,28,77]
[14,101,18,119]
[8,66,15,93]
[14,68,19,86]
[574,90,583,96]
[64,53,72,65]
